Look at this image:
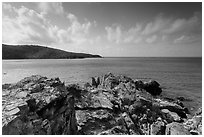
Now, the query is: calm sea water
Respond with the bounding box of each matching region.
[2,57,202,113]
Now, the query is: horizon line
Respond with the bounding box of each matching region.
[103,56,202,58]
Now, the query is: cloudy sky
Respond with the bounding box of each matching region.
[2,2,202,57]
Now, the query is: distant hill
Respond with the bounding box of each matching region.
[2,44,102,59]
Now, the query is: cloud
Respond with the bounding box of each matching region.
[67,13,91,36]
[105,25,122,44]
[105,12,201,45]
[3,4,52,44]
[2,3,94,46]
[38,2,64,15]
[146,35,157,43]
[173,35,199,44]
[163,12,201,35]
[142,14,170,35]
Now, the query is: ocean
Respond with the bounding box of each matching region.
[2,57,202,113]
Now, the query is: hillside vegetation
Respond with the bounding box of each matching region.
[2,44,102,59]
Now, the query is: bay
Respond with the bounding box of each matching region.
[2,57,202,112]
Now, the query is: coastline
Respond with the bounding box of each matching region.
[2,73,202,135]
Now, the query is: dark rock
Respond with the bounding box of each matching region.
[177,96,185,101]
[49,78,64,87]
[174,100,185,108]
[184,107,190,114]
[134,80,145,90]
[96,77,100,86]
[117,75,133,83]
[2,84,12,89]
[144,80,162,96]
[67,84,82,99]
[31,84,44,93]
[91,77,97,88]
[26,98,37,112]
[190,130,199,135]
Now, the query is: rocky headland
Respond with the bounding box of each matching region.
[2,73,202,135]
[2,44,102,59]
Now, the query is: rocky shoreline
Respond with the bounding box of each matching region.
[2,73,202,135]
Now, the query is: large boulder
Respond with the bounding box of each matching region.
[144,80,162,96]
[165,122,191,135]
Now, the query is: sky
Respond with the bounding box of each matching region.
[2,2,202,57]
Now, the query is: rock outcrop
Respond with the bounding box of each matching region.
[2,75,77,135]
[2,73,202,135]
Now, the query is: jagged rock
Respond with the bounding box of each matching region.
[99,73,120,89]
[2,73,201,135]
[150,117,166,135]
[31,84,44,93]
[16,91,28,98]
[76,109,116,135]
[122,112,138,134]
[75,89,114,110]
[154,98,187,118]
[83,82,92,89]
[96,77,100,86]
[91,77,97,88]
[2,90,10,96]
[176,96,185,101]
[98,126,128,135]
[198,124,202,135]
[2,83,12,89]
[5,108,20,116]
[79,111,114,134]
[161,109,181,122]
[183,110,202,132]
[144,80,162,96]
[2,75,77,135]
[134,80,145,90]
[195,107,202,115]
[165,122,191,135]
[174,100,185,108]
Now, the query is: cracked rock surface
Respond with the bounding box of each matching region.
[2,73,202,135]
